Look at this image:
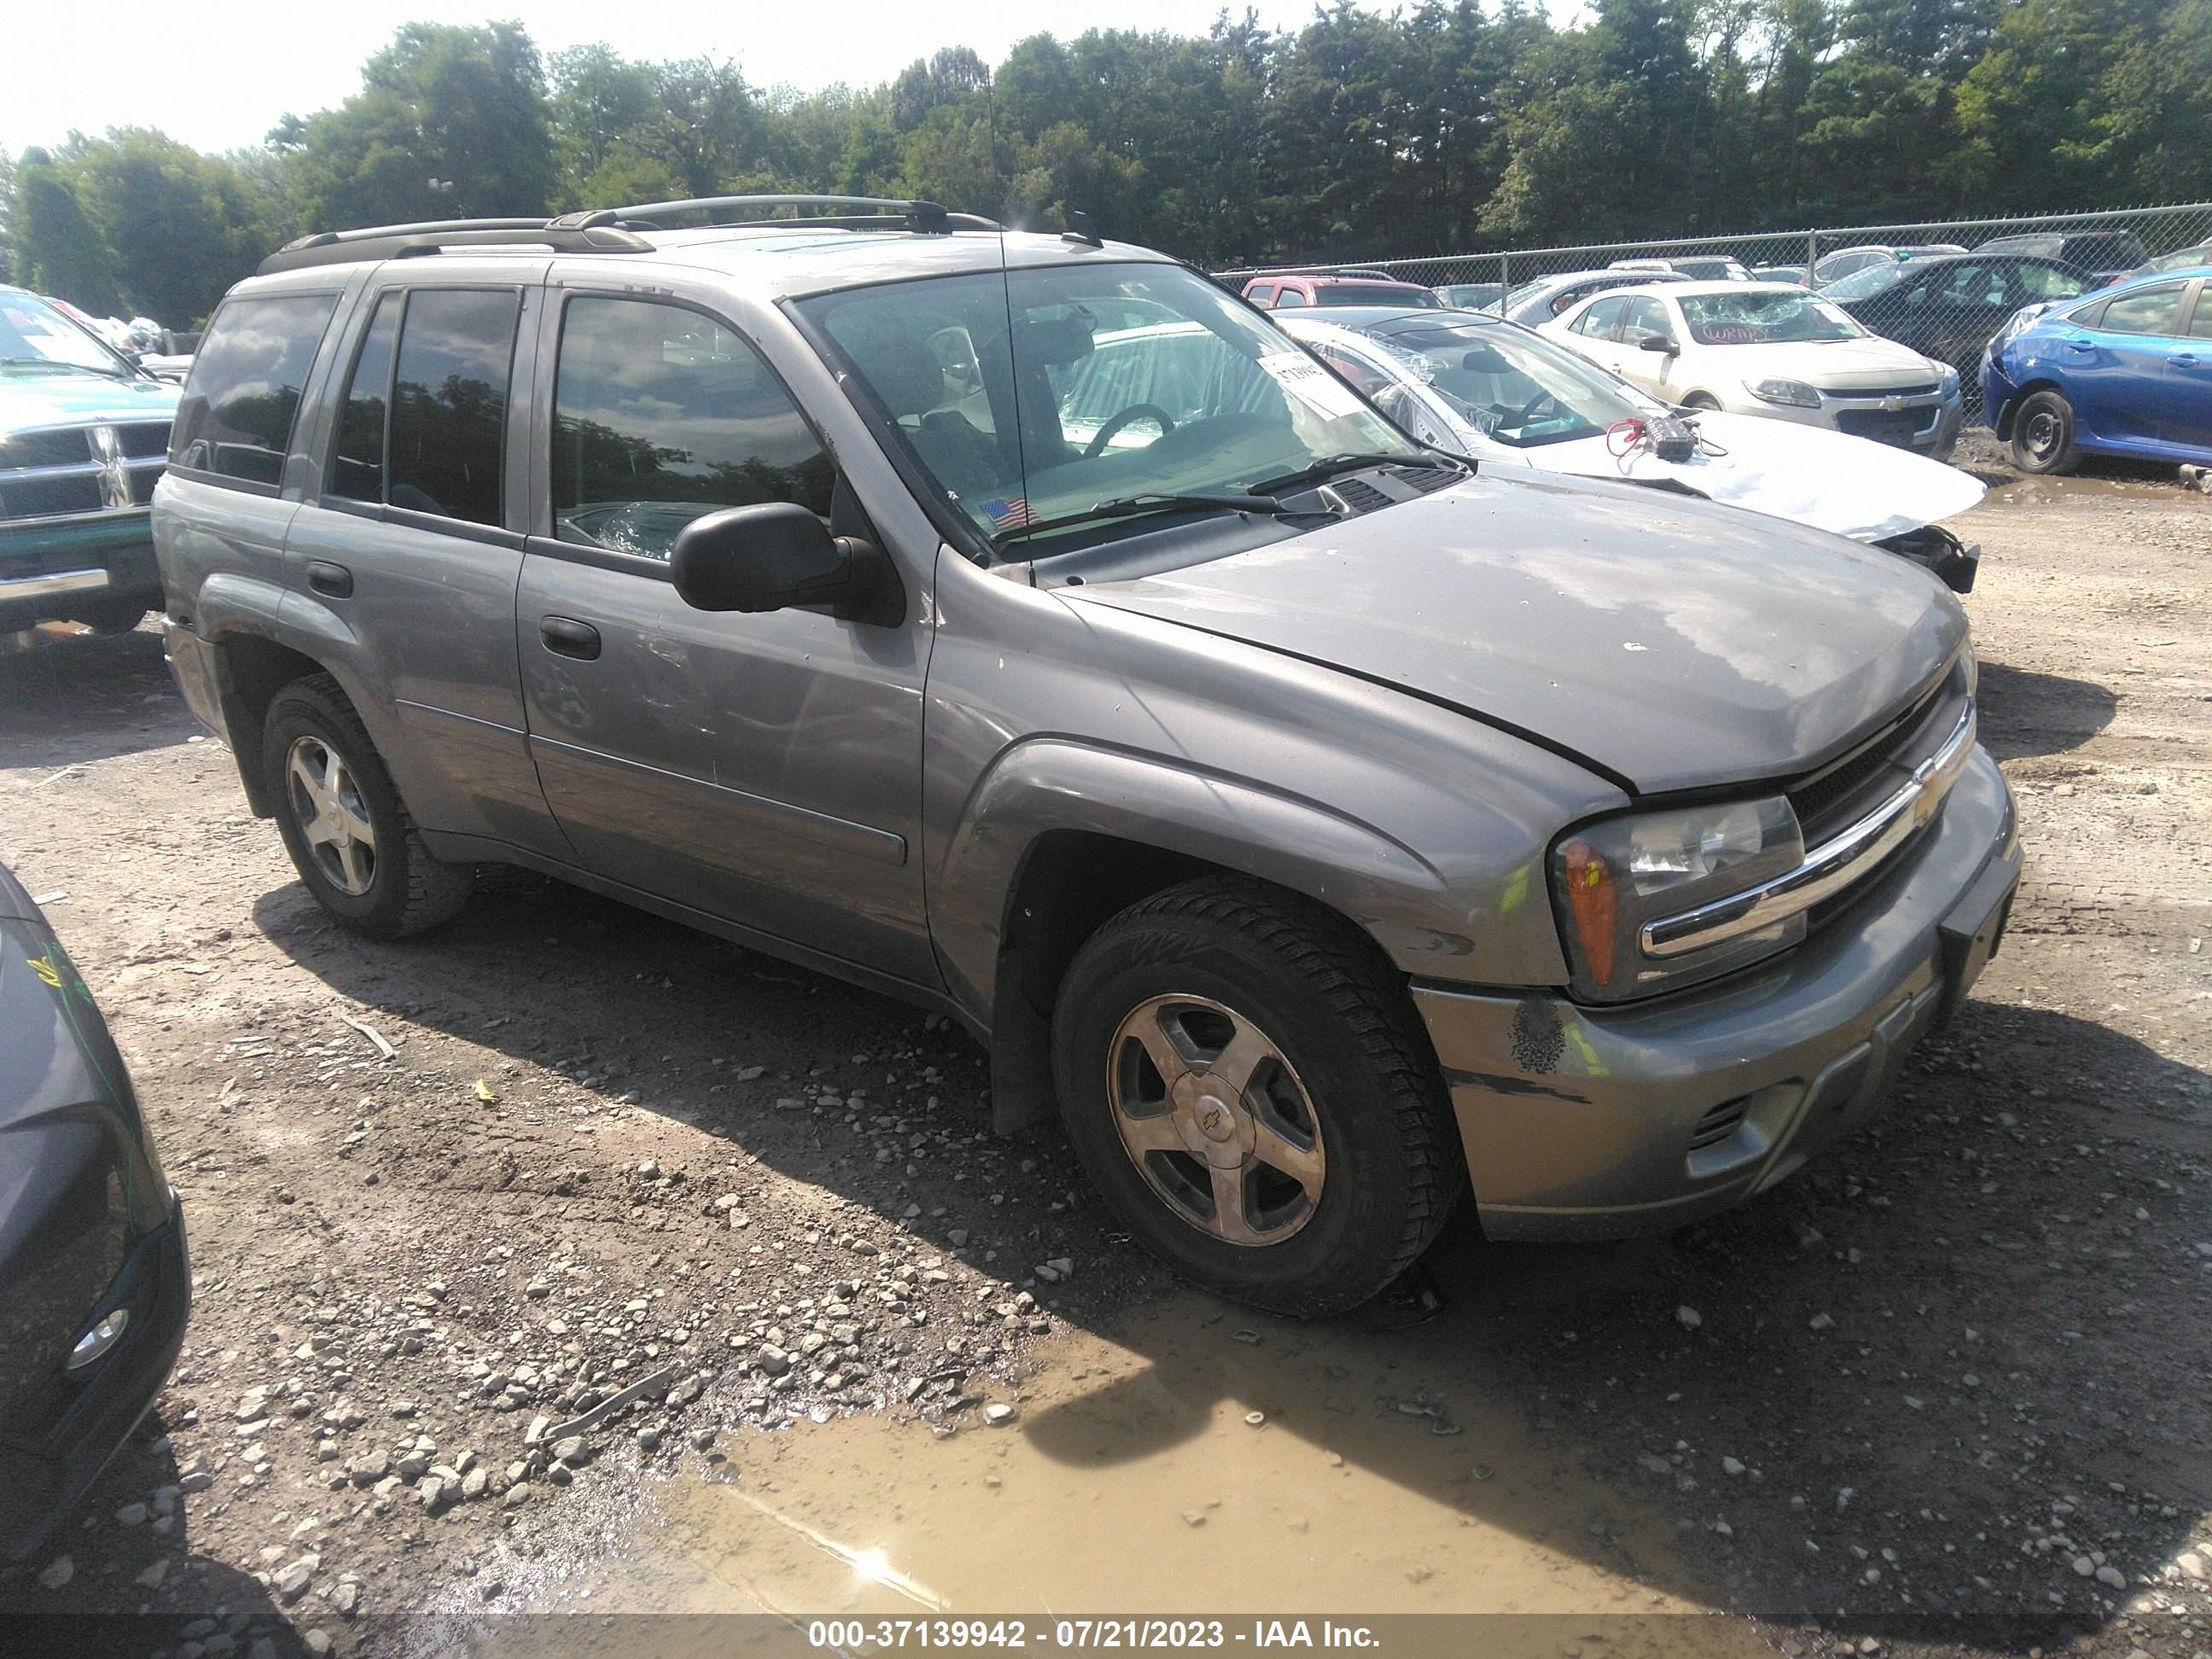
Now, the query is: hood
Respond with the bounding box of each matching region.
[0,364,180,433]
[1511,411,1985,543]
[1715,336,1941,392]
[1065,471,1966,796]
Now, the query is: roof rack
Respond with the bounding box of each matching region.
[258,195,1002,276]
[259,218,654,276]
[550,195,999,235]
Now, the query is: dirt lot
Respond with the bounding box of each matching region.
[2,451,2209,1659]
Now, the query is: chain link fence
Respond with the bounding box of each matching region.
[1223,202,2212,414]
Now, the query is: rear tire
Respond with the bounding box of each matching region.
[2011,389,2080,474]
[1049,876,1464,1318]
[1680,392,1721,412]
[261,673,472,939]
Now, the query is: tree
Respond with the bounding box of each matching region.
[13,148,119,313]
[289,23,556,230]
[67,130,257,324]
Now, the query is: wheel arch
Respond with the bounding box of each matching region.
[207,632,346,818]
[1990,376,2065,443]
[934,740,1473,1133]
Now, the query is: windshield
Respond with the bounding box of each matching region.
[1332,319,1657,449]
[0,292,131,375]
[1821,263,1912,302]
[1676,290,1864,344]
[799,263,1421,548]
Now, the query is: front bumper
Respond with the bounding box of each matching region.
[0,513,162,630]
[0,1191,190,1563]
[1412,748,2018,1241]
[1754,387,1964,457]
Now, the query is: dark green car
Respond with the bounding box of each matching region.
[1,288,180,633]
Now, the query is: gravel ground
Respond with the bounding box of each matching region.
[0,451,2208,1659]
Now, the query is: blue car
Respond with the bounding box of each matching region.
[1982,265,2212,473]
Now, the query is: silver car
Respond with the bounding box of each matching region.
[154,197,2020,1316]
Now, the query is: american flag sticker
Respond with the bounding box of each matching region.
[983,497,1039,532]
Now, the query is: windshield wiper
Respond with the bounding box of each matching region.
[1243,451,1444,496]
[991,491,1296,545]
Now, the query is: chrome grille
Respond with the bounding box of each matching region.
[1790,665,1968,845]
[0,422,171,522]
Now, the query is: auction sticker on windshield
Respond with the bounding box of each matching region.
[1256,352,1370,420]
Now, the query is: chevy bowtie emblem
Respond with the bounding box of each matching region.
[1882,396,1904,413]
[92,425,132,510]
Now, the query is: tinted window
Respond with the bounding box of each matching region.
[2098,283,2185,336]
[171,293,339,485]
[386,289,519,527]
[1274,287,1310,307]
[1575,296,1629,337]
[552,296,834,560]
[329,295,399,504]
[1247,283,1276,306]
[1316,284,1440,308]
[2192,291,2212,341]
[1936,264,2006,307]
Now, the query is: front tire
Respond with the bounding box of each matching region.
[1679,392,1721,412]
[2011,388,2080,474]
[261,673,472,939]
[1050,877,1464,1317]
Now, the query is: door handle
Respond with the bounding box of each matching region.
[539,615,602,661]
[306,560,352,598]
[2061,338,2094,351]
[2174,353,2201,368]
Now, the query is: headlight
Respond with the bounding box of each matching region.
[1551,797,1806,1002]
[1746,377,1821,408]
[1937,364,1960,394]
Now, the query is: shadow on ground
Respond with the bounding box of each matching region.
[0,628,198,772]
[248,864,2212,1648]
[1975,659,2119,761]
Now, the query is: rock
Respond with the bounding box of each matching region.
[235,1388,269,1421]
[2073,1556,2097,1577]
[757,1345,792,1377]
[2176,1551,2204,1580]
[1722,1457,1747,1477]
[178,1470,214,1493]
[304,1632,334,1657]
[1808,1313,1836,1331]
[1182,1511,1207,1527]
[551,1436,586,1465]
[984,1404,1016,1426]
[346,1450,389,1487]
[2096,1564,2127,1588]
[388,1400,418,1417]
[637,1427,662,1451]
[462,1468,489,1501]
[37,1556,73,1592]
[116,1501,151,1527]
[524,1414,552,1446]
[548,1463,573,1487]
[504,1482,533,1508]
[418,1476,450,1512]
[136,1557,171,1590]
[277,1557,317,1599]
[395,1452,430,1481]
[330,1579,362,1618]
[1675,1306,1703,1331]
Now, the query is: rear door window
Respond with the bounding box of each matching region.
[329,294,400,504]
[2098,282,2186,338]
[387,290,521,527]
[170,293,341,486]
[1621,296,1674,344]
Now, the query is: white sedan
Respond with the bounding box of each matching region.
[1540,282,1965,458]
[1275,307,1985,591]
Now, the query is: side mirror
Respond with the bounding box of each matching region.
[669,503,903,627]
[1637,334,1679,354]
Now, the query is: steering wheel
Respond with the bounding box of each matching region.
[1085,404,1178,460]
[1516,389,1560,428]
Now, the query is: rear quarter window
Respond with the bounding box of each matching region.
[170,293,341,486]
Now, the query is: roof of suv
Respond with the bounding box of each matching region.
[238,205,1175,306]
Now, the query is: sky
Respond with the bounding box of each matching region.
[3,0,1483,157]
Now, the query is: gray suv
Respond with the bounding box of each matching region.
[154,196,2021,1316]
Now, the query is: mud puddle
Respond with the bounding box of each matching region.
[1986,470,2192,506]
[528,1292,1732,1633]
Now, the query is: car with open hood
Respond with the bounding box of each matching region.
[1275,306,1985,591]
[154,196,2019,1317]
[0,862,190,1564]
[2,287,180,635]
[1545,281,1967,457]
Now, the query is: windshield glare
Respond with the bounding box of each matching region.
[800,265,1420,545]
[1340,321,1656,449]
[1677,290,1864,344]
[0,292,130,375]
